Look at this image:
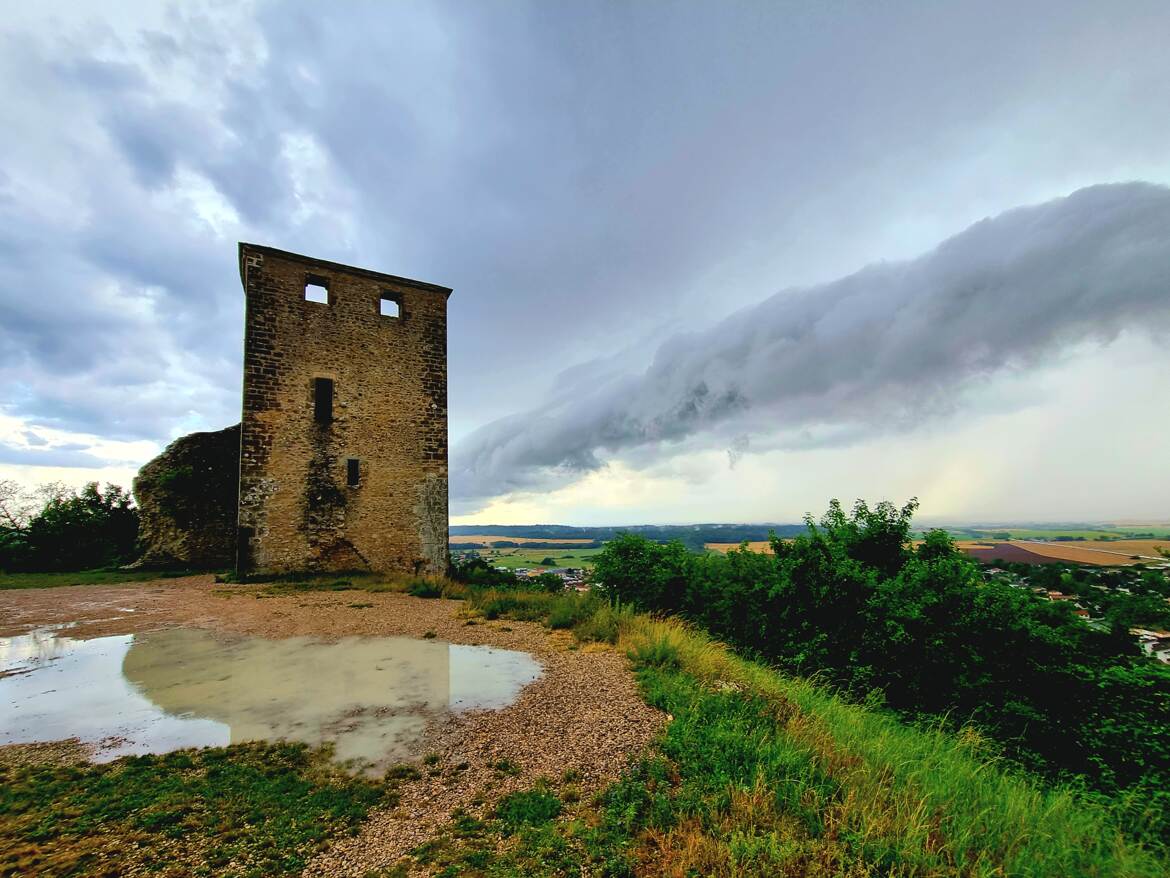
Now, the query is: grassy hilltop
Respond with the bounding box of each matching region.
[4,498,1168,876]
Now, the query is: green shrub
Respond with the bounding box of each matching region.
[385,763,422,781]
[407,579,443,599]
[491,758,522,775]
[155,464,195,492]
[495,789,562,833]
[449,556,522,589]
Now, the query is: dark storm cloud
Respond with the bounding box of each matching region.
[231,0,1170,430]
[452,183,1170,503]
[2,0,1170,474]
[0,24,250,440]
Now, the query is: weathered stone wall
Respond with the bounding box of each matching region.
[237,244,450,575]
[133,423,240,568]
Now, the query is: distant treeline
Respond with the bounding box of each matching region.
[450,541,604,550]
[449,523,807,551]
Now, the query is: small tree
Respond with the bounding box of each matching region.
[3,482,138,571]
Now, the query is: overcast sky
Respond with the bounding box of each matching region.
[1,0,1168,525]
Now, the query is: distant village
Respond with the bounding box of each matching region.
[505,566,589,592]
[983,564,1170,664]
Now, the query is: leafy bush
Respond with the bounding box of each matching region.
[448,555,522,589]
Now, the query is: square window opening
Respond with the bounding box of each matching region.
[313,377,333,423]
[379,295,401,318]
[305,282,329,305]
[346,458,360,487]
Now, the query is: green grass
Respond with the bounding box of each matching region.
[465,589,630,645]
[495,789,562,833]
[0,742,388,877]
[0,568,209,590]
[408,612,1168,878]
[474,590,560,622]
[469,547,605,570]
[247,572,468,600]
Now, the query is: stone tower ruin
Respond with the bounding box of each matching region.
[236,243,451,576]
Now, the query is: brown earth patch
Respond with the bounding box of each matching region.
[961,543,1068,565]
[1009,539,1170,565]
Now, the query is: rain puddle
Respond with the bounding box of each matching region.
[0,627,542,770]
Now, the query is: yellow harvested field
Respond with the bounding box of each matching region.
[1012,539,1170,565]
[706,541,775,553]
[449,534,596,545]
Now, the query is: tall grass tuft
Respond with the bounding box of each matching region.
[572,600,631,644]
[470,589,558,621]
[546,592,600,629]
[405,578,443,599]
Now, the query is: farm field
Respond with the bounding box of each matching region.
[1012,539,1169,565]
[707,539,1058,555]
[951,526,1170,540]
[706,540,774,553]
[449,534,596,545]
[706,537,1170,566]
[455,546,606,570]
[961,543,1069,565]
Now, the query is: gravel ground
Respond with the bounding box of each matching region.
[0,578,665,876]
[0,739,92,768]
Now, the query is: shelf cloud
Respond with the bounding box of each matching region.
[453,182,1170,506]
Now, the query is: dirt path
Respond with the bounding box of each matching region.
[0,578,664,876]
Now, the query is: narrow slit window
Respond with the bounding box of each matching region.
[346,458,360,487]
[379,295,400,318]
[305,282,329,305]
[313,377,333,423]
